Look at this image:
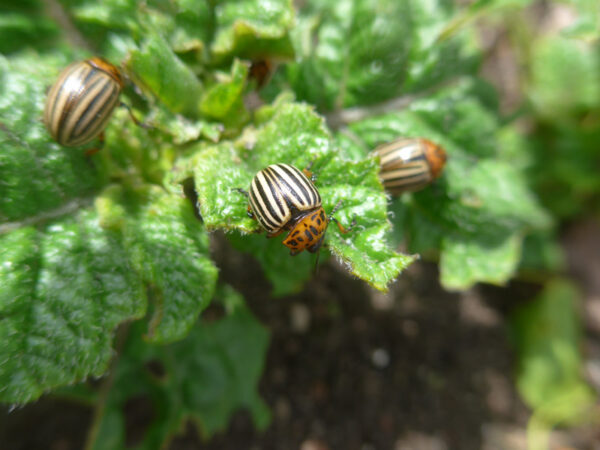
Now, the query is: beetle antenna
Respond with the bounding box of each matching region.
[329,199,343,218]
[232,188,253,218]
[84,132,105,157]
[330,216,355,234]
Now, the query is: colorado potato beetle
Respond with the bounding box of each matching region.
[237,163,352,255]
[44,57,143,148]
[372,137,447,195]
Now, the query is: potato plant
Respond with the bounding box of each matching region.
[1,0,597,447]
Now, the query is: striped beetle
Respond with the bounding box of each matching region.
[237,163,352,255]
[44,57,143,149]
[372,137,447,195]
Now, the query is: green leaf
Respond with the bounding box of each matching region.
[162,0,213,54]
[58,0,143,60]
[528,121,600,220]
[98,185,219,343]
[200,59,250,129]
[0,54,104,223]
[127,35,204,116]
[442,159,550,236]
[408,80,501,158]
[0,1,59,54]
[286,0,412,110]
[509,280,596,425]
[0,177,218,404]
[89,286,271,449]
[68,0,140,31]
[528,35,600,120]
[59,0,214,60]
[390,196,441,256]
[401,0,480,93]
[519,230,565,276]
[285,0,478,111]
[561,0,600,42]
[316,157,415,291]
[211,0,295,63]
[0,211,146,404]
[440,233,522,289]
[148,104,224,146]
[189,102,413,292]
[410,157,550,288]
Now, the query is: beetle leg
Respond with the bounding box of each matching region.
[313,249,321,275]
[328,198,356,234]
[330,217,354,234]
[85,132,105,156]
[120,102,151,129]
[267,228,285,238]
[231,188,254,218]
[303,159,320,182]
[302,166,318,183]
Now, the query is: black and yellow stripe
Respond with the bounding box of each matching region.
[249,163,321,234]
[44,60,122,147]
[373,138,433,193]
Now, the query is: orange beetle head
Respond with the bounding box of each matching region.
[422,139,447,179]
[282,207,328,255]
[86,57,124,87]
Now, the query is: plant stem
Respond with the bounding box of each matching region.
[83,323,131,450]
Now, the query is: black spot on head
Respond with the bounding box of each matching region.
[309,225,318,235]
[288,239,297,246]
[297,237,304,242]
[304,230,313,241]
[311,213,318,221]
[316,218,322,225]
[292,231,299,237]
[320,210,326,220]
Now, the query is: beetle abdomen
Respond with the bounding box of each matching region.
[44,59,122,147]
[249,163,321,234]
[373,138,447,194]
